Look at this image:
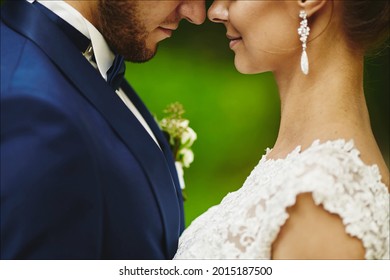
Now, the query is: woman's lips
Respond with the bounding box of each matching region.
[227,34,242,49]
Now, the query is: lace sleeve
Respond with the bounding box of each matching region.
[268,141,390,260]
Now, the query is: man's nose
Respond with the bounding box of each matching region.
[208,1,228,24]
[178,0,206,25]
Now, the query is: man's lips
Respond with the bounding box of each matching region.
[158,26,177,37]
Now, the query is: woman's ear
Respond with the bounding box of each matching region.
[297,0,328,17]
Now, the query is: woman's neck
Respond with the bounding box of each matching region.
[269,41,390,189]
[271,41,372,156]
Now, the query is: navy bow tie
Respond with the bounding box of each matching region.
[106,55,126,91]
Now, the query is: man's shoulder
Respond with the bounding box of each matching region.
[2,22,57,72]
[1,21,79,100]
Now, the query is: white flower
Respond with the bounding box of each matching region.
[180,148,194,168]
[181,127,197,147]
[179,119,189,129]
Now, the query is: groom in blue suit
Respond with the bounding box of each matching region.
[1,0,205,259]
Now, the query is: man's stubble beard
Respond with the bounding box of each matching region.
[97,0,157,62]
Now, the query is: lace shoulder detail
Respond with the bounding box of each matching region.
[266,139,389,259]
[174,139,389,259]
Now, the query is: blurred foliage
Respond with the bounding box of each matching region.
[126,16,389,226]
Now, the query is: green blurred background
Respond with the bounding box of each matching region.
[126,5,389,226]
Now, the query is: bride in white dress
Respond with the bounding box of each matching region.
[174,0,389,259]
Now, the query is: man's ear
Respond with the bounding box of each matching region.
[297,0,328,17]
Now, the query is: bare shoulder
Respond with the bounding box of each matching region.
[271,193,365,259]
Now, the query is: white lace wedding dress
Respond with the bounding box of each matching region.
[174,139,389,259]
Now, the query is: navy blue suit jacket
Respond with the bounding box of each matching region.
[0,0,184,259]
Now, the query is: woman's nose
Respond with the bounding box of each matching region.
[208,1,229,23]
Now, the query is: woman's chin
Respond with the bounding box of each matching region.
[234,60,261,75]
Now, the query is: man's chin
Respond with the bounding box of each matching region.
[125,46,157,63]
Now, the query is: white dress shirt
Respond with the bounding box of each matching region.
[27,0,160,147]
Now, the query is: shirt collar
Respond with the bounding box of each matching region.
[29,0,115,81]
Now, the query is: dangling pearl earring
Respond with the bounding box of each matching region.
[298,10,310,75]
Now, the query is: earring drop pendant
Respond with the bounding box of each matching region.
[298,10,310,75]
[301,49,309,75]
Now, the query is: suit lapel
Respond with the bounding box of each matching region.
[121,82,185,231]
[1,0,181,258]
